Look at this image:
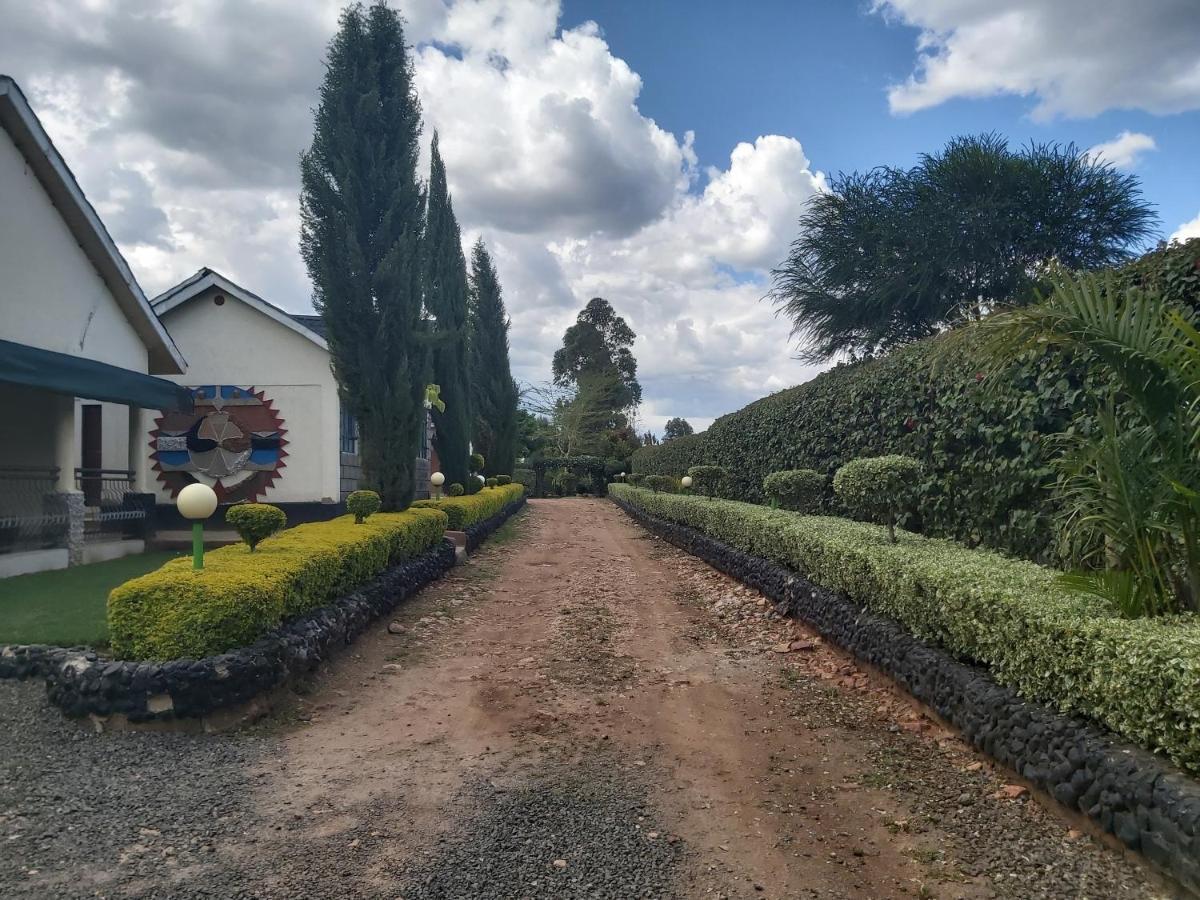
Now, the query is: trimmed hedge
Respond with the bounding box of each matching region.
[763,469,825,512]
[610,484,1200,772]
[411,483,524,531]
[631,432,710,478]
[108,508,449,660]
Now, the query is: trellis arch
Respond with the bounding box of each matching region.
[529,456,608,498]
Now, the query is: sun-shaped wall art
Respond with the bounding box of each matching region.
[151,385,287,502]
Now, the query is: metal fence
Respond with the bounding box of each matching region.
[74,469,146,542]
[0,466,69,553]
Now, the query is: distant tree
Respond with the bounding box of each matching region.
[300,2,426,509]
[641,431,659,446]
[771,133,1158,361]
[425,132,472,488]
[468,238,520,475]
[663,417,693,441]
[552,297,642,410]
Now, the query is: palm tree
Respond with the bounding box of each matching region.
[975,273,1200,615]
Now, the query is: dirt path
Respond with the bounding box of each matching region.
[210,498,1163,900]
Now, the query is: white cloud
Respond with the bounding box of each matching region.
[1172,213,1200,243]
[874,0,1200,119]
[0,0,829,430]
[1087,131,1157,170]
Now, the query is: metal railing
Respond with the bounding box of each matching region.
[74,468,146,541]
[0,466,69,553]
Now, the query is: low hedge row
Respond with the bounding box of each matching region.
[609,484,1200,772]
[108,508,449,660]
[411,483,524,530]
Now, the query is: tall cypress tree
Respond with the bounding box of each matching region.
[424,133,472,487]
[468,238,520,475]
[300,2,427,510]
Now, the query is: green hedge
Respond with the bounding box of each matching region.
[610,484,1200,772]
[411,483,524,530]
[108,508,449,660]
[631,433,710,478]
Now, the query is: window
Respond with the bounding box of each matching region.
[340,409,358,455]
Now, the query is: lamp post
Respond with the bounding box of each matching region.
[681,475,693,491]
[430,471,445,500]
[177,482,218,570]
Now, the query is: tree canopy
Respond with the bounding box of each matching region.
[663,417,694,441]
[771,133,1158,361]
[468,238,520,475]
[552,297,642,410]
[300,2,426,509]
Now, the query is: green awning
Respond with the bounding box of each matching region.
[0,338,193,411]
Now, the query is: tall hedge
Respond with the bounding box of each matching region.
[631,432,710,478]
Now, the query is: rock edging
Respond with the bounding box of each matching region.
[1,496,526,724]
[611,496,1200,893]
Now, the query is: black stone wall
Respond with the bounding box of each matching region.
[612,496,1200,892]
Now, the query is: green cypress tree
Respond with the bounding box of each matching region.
[424,133,473,488]
[300,2,427,510]
[468,238,520,475]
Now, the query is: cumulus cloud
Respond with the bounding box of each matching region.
[1087,131,1157,170]
[0,0,827,433]
[874,0,1200,119]
[1172,213,1200,243]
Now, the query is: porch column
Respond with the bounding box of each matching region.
[128,405,146,492]
[52,394,85,565]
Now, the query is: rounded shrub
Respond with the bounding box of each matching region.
[225,503,287,551]
[627,473,646,487]
[833,455,922,543]
[645,474,675,494]
[485,477,498,487]
[687,465,727,499]
[346,489,382,524]
[763,469,826,512]
[469,453,485,474]
[447,482,465,497]
[497,475,512,486]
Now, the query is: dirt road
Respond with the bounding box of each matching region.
[1,498,1166,899]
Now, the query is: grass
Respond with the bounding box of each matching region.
[0,551,180,647]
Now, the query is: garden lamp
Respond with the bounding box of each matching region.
[681,476,693,490]
[431,471,445,500]
[177,482,218,570]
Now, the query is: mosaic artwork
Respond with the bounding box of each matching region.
[152,386,287,502]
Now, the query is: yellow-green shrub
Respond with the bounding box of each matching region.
[108,508,448,661]
[411,483,523,530]
[611,484,1200,772]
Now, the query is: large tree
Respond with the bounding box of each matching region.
[425,133,472,487]
[300,2,426,509]
[663,417,693,441]
[771,133,1157,361]
[467,238,519,475]
[552,297,642,410]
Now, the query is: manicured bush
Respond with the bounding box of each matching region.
[470,453,485,474]
[645,475,674,494]
[610,484,1200,773]
[225,504,287,551]
[497,475,512,485]
[834,455,922,543]
[464,475,483,495]
[410,483,524,531]
[631,432,709,477]
[763,469,825,512]
[108,508,449,660]
[485,477,498,487]
[345,489,382,524]
[627,473,646,487]
[687,465,726,499]
[447,483,465,497]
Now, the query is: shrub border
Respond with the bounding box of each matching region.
[611,494,1200,892]
[0,496,526,725]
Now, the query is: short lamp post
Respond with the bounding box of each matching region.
[430,471,445,500]
[177,482,218,570]
[681,475,693,491]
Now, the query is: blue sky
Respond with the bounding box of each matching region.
[3,0,1196,433]
[561,0,1198,243]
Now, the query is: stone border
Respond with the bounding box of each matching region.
[611,496,1200,893]
[1,496,527,725]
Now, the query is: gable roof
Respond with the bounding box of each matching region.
[0,75,185,375]
[151,267,329,352]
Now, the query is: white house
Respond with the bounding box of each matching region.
[0,76,191,577]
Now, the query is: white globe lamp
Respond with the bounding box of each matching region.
[681,475,693,490]
[177,482,219,569]
[430,471,445,499]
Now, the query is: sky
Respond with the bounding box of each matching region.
[1,0,1197,434]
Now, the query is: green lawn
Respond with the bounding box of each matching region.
[0,551,180,647]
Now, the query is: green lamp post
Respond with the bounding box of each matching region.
[177,482,219,570]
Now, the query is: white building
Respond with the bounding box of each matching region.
[0,76,190,577]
